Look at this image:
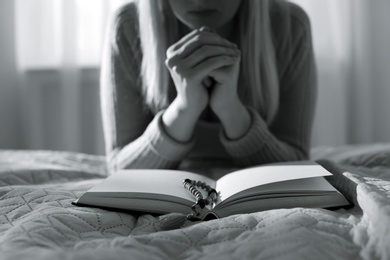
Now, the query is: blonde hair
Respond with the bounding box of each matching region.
[138,0,286,124]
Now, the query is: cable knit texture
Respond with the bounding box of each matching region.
[100,1,317,171]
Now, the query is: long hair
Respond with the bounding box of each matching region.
[138,0,287,124]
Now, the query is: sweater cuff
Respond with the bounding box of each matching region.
[143,110,195,162]
[219,108,270,158]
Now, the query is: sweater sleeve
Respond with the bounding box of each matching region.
[220,4,317,166]
[100,3,194,171]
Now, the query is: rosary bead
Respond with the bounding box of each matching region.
[208,189,217,196]
[209,194,217,202]
[197,198,206,208]
[183,178,219,220]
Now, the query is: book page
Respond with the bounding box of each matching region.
[215,162,332,202]
[217,177,339,206]
[87,169,216,202]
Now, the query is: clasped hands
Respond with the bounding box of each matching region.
[164,26,251,141]
[165,26,241,121]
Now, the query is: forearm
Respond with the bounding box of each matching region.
[162,98,203,143]
[219,1,316,166]
[108,111,195,171]
[220,109,309,167]
[216,97,251,140]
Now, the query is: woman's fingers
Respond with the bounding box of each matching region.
[180,32,237,59]
[165,27,240,100]
[185,45,239,68]
[168,29,200,53]
[199,26,216,33]
[193,55,238,80]
[166,34,238,72]
[168,52,238,83]
[169,27,221,53]
[166,29,237,66]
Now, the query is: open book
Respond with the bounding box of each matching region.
[73,161,350,220]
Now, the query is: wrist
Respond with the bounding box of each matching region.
[162,98,202,142]
[217,99,251,140]
[173,97,205,121]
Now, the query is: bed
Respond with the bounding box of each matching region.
[0,144,389,260]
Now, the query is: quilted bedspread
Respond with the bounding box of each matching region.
[0,144,390,260]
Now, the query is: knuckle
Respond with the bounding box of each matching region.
[165,57,174,68]
[165,58,171,68]
[176,45,186,56]
[166,45,174,56]
[193,34,202,43]
[172,65,179,73]
[172,63,185,75]
[199,26,207,32]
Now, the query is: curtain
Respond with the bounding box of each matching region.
[3,0,390,155]
[291,0,390,146]
[14,0,129,154]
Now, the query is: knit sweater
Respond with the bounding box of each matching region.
[100,1,317,172]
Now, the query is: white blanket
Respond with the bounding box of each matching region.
[0,145,390,260]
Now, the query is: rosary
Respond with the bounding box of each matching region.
[182,179,218,221]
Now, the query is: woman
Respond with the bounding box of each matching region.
[100,0,317,172]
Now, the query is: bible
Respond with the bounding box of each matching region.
[73,161,350,220]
